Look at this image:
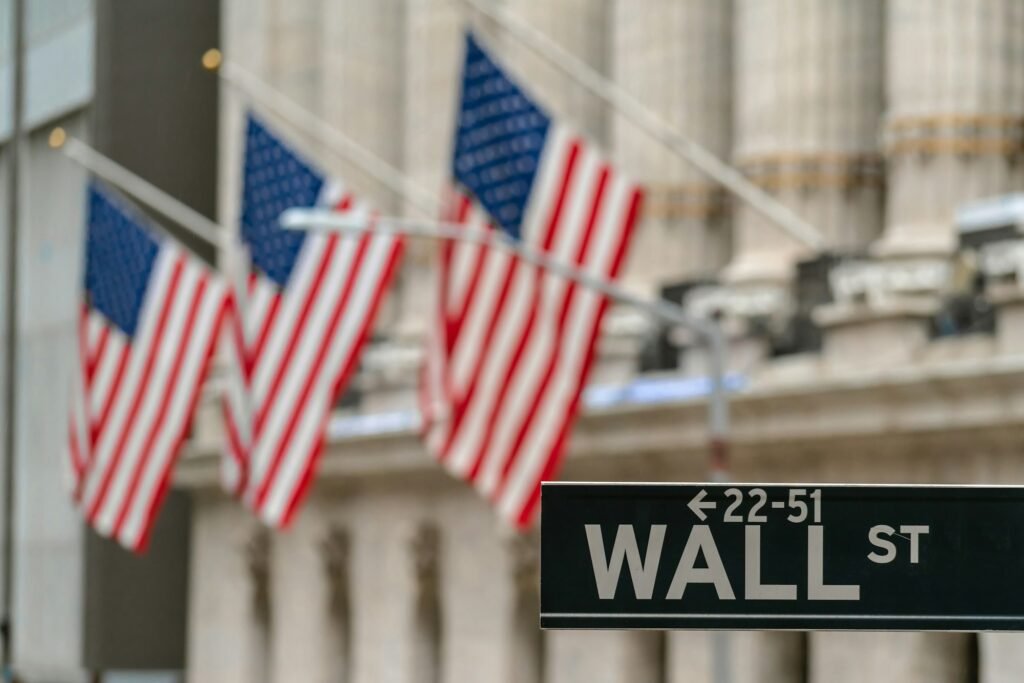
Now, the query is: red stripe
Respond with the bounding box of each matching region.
[489,163,611,494]
[252,234,373,510]
[513,186,643,527]
[85,257,187,522]
[111,276,209,537]
[132,295,230,552]
[252,236,340,434]
[278,236,405,527]
[86,327,111,381]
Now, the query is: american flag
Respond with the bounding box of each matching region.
[222,114,404,527]
[68,183,230,551]
[421,33,643,528]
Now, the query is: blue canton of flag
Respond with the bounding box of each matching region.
[453,32,550,241]
[422,31,644,529]
[69,183,229,552]
[242,116,325,287]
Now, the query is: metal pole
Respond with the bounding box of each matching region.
[460,0,825,252]
[279,209,731,466]
[1,0,25,673]
[50,133,221,251]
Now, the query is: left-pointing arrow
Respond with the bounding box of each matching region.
[688,489,716,521]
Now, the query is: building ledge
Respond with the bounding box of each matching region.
[176,354,1024,491]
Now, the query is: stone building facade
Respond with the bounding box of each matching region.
[180,1,1024,681]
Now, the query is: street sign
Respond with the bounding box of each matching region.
[540,483,1024,631]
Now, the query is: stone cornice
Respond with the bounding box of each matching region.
[176,355,1024,491]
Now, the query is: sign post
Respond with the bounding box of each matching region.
[541,483,1024,631]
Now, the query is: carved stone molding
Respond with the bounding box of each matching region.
[506,531,540,596]
[409,523,440,593]
[244,528,271,618]
[320,526,351,617]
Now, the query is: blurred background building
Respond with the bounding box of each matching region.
[6,0,1024,681]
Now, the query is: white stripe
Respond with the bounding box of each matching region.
[251,235,333,402]
[497,176,635,522]
[119,279,225,548]
[448,207,488,316]
[246,236,359,499]
[79,248,181,512]
[92,261,203,533]
[475,147,608,496]
[259,234,397,523]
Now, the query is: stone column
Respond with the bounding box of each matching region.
[507,533,544,683]
[818,0,1024,372]
[612,0,733,295]
[265,0,324,113]
[391,0,462,345]
[186,500,271,683]
[810,632,970,683]
[878,0,1024,260]
[268,506,336,683]
[729,0,885,288]
[504,0,610,145]
[322,0,407,214]
[408,523,443,683]
[981,633,1024,683]
[545,630,665,683]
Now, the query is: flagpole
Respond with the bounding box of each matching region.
[48,131,221,251]
[1,0,25,674]
[460,0,824,253]
[279,209,732,481]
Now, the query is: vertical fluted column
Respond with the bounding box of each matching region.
[729,0,884,286]
[265,0,324,113]
[810,632,970,683]
[545,631,665,683]
[981,633,1024,683]
[612,0,733,294]
[322,0,407,214]
[879,0,1024,258]
[268,508,336,683]
[394,0,462,339]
